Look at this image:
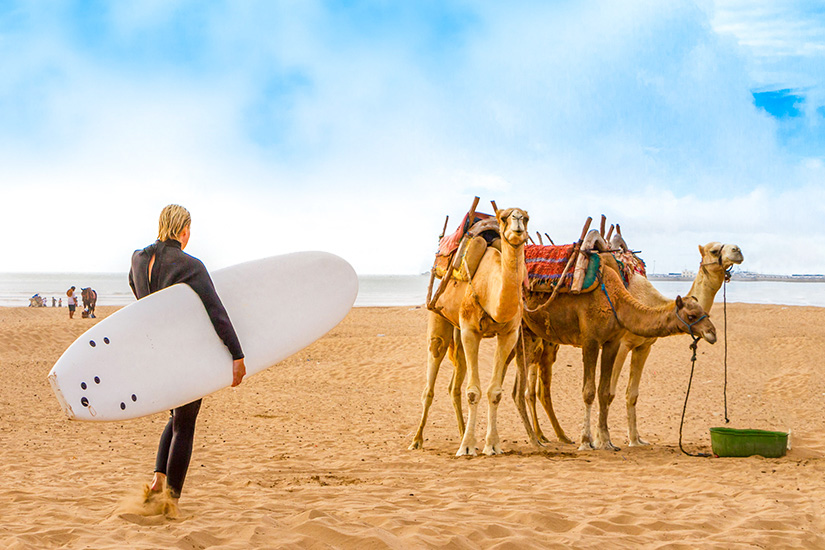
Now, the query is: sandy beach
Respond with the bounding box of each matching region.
[2,303,824,549]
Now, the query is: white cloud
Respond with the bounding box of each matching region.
[1,1,823,276]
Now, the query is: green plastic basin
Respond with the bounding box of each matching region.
[710,427,788,458]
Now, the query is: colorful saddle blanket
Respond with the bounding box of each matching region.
[525,244,600,293]
[436,212,495,257]
[433,212,497,279]
[612,250,646,286]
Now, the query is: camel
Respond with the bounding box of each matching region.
[409,208,539,456]
[607,241,744,446]
[81,287,97,319]
[520,255,717,451]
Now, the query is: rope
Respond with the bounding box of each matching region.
[723,274,730,423]
[597,270,620,325]
[678,336,711,457]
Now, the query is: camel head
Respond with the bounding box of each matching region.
[497,208,529,247]
[674,295,717,344]
[699,242,744,273]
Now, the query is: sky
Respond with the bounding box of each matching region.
[1,1,824,276]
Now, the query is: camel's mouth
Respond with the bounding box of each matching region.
[703,329,717,344]
[723,245,744,266]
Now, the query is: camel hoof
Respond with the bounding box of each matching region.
[483,444,503,456]
[558,435,575,445]
[456,445,477,457]
[537,435,552,445]
[594,440,620,451]
[408,440,423,451]
[578,441,595,451]
[629,438,650,447]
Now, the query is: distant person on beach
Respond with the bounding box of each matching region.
[128,204,246,503]
[66,287,77,319]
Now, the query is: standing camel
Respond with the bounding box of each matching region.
[608,241,743,446]
[81,287,97,319]
[521,256,717,451]
[409,208,538,456]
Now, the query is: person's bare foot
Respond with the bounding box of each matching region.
[149,472,166,493]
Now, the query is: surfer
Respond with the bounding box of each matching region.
[129,204,246,502]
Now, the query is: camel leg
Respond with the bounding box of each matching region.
[627,344,653,447]
[578,341,599,451]
[594,340,621,451]
[457,325,482,457]
[517,331,547,444]
[447,327,467,438]
[511,332,544,450]
[409,313,453,450]
[483,329,519,455]
[537,342,573,445]
[527,351,549,445]
[609,341,631,409]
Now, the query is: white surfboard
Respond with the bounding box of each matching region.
[48,251,358,421]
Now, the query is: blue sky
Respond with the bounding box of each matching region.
[1,1,823,275]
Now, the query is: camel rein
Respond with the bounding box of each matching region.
[678,334,710,457]
[597,270,620,324]
[676,291,710,457]
[723,269,730,423]
[678,266,732,456]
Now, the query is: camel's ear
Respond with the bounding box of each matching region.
[698,244,705,257]
[675,295,684,309]
[497,208,511,223]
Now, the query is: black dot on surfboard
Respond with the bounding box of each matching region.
[104,337,110,344]
[94,376,100,384]
[81,382,87,390]
[89,340,96,347]
[120,402,126,410]
[131,394,137,402]
[81,397,89,407]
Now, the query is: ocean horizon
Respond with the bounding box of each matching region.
[1,272,824,309]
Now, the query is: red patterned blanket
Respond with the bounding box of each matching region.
[437,212,495,257]
[525,244,577,290]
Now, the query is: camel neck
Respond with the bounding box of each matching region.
[606,268,682,338]
[687,264,725,313]
[490,239,525,323]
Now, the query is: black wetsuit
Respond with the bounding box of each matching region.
[129,239,244,497]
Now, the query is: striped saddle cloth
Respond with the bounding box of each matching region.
[525,244,600,293]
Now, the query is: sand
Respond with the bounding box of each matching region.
[2,303,825,549]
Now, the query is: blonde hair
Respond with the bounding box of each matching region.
[157,204,191,242]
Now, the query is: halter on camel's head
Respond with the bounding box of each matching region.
[497,208,529,247]
[699,242,744,281]
[674,295,717,344]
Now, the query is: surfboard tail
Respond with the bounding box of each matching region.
[48,370,76,420]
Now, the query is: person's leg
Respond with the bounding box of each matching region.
[164,399,202,498]
[150,413,175,492]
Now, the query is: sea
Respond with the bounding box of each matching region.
[1,273,824,309]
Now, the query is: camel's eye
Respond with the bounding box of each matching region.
[687,314,696,322]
